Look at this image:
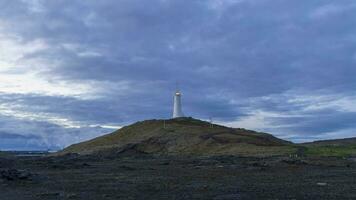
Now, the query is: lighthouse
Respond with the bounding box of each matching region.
[172,90,184,118]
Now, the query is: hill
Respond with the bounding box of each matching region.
[304,137,356,146]
[61,117,295,156]
[302,137,356,157]
[0,151,10,157]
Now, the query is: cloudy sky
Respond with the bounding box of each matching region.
[0,0,356,150]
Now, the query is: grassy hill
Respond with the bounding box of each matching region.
[61,117,295,156]
[302,138,356,157]
[0,151,10,157]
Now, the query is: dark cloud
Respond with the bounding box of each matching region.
[0,113,112,150]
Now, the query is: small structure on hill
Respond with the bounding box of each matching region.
[172,89,184,118]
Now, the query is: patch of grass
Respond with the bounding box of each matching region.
[0,151,11,157]
[305,145,356,157]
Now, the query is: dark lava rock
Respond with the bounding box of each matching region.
[0,158,14,168]
[0,169,34,181]
[281,159,307,165]
[160,161,170,165]
[49,162,91,170]
[213,193,241,200]
[36,192,64,198]
[49,164,67,170]
[251,162,268,167]
[120,165,136,171]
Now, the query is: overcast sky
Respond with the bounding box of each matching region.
[0,0,356,150]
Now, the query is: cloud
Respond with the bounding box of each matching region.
[21,0,46,13]
[0,113,114,151]
[0,0,356,149]
[310,3,356,19]
[222,90,356,142]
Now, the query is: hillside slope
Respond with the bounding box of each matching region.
[304,137,356,146]
[302,137,356,157]
[61,117,295,156]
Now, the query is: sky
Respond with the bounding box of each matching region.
[0,0,356,150]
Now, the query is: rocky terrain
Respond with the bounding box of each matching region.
[1,152,356,200]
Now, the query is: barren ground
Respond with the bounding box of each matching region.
[1,153,356,200]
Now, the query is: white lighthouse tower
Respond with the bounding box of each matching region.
[172,90,184,118]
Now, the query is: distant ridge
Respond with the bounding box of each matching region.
[304,137,356,146]
[60,117,295,156]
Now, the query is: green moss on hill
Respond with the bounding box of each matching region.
[304,145,356,157]
[61,117,296,156]
[302,138,356,157]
